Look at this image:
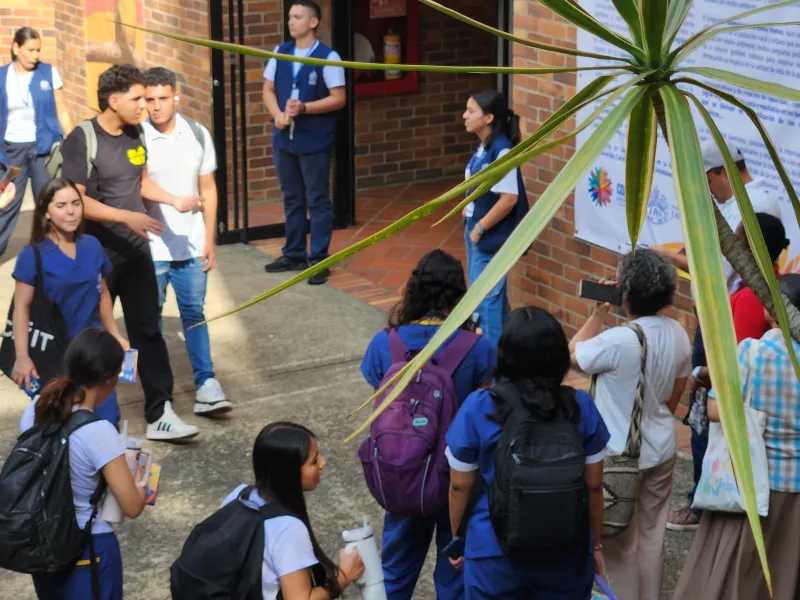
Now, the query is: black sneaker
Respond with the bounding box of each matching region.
[308,268,330,285]
[265,256,308,273]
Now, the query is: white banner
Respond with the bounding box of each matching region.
[574,1,800,275]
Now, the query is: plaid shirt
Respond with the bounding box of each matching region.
[740,330,800,492]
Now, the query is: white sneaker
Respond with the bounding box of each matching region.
[146,401,199,441]
[194,378,232,416]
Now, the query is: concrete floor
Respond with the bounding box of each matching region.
[0,208,696,599]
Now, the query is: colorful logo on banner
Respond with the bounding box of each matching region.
[588,167,613,207]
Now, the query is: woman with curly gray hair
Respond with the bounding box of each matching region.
[568,248,692,600]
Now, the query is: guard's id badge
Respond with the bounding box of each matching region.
[290,88,301,100]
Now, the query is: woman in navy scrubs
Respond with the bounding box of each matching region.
[446,307,609,599]
[361,250,496,600]
[11,178,129,426]
[462,89,528,350]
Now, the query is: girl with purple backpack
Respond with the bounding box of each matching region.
[360,250,496,600]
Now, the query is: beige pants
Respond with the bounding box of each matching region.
[603,455,676,600]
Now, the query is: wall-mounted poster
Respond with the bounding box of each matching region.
[84,0,145,112]
[370,0,407,19]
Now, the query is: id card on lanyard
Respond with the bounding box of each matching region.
[289,41,319,141]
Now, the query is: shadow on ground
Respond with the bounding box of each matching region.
[0,241,695,599]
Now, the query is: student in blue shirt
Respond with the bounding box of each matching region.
[361,249,495,600]
[11,178,129,426]
[446,307,610,599]
[462,90,528,350]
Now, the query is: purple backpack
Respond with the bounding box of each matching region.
[358,328,479,517]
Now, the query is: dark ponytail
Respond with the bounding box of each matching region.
[470,89,520,148]
[493,307,579,423]
[34,329,124,428]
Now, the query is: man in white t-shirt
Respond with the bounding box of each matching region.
[143,67,231,416]
[262,1,346,285]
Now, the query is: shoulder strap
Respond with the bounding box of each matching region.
[62,409,101,436]
[136,123,147,158]
[185,118,205,151]
[490,381,525,413]
[436,331,480,376]
[32,244,44,289]
[239,486,292,520]
[388,328,408,364]
[621,322,647,459]
[78,120,97,180]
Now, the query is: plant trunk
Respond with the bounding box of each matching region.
[652,95,800,343]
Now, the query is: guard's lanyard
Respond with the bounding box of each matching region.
[13,65,32,107]
[291,40,320,88]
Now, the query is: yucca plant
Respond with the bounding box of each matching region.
[131,0,800,589]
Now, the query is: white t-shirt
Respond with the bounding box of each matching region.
[464,146,519,219]
[20,401,125,535]
[575,315,692,469]
[717,177,784,293]
[263,44,345,89]
[222,485,319,600]
[143,115,217,261]
[4,64,63,143]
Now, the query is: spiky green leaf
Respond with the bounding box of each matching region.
[537,0,648,63]
[612,0,644,46]
[673,21,800,66]
[682,67,800,103]
[639,0,668,66]
[418,0,633,63]
[659,84,772,596]
[663,0,693,52]
[686,91,800,384]
[121,23,610,76]
[625,93,657,248]
[344,87,647,444]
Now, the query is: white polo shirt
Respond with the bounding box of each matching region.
[143,115,216,262]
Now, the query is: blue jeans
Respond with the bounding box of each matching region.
[154,258,214,388]
[382,511,464,600]
[32,532,123,600]
[274,147,333,263]
[0,142,50,257]
[464,228,509,352]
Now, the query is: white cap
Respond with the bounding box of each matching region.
[701,137,745,172]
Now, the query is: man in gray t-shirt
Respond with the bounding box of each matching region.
[61,65,198,441]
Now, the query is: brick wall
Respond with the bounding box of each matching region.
[0,1,57,70]
[508,3,696,339]
[354,0,496,189]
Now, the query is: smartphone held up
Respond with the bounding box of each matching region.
[579,279,622,307]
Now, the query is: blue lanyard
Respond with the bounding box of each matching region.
[292,41,320,87]
[13,65,31,107]
[465,146,485,197]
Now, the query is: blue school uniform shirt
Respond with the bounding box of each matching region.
[360,324,496,401]
[445,388,610,558]
[12,235,113,340]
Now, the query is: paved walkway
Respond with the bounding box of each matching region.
[0,202,695,599]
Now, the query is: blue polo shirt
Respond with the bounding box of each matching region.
[360,324,496,402]
[445,388,610,559]
[13,236,112,340]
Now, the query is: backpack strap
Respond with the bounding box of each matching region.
[388,328,409,364]
[185,117,206,151]
[78,120,97,181]
[135,123,148,161]
[435,330,480,376]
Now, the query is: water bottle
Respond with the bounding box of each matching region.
[342,517,387,600]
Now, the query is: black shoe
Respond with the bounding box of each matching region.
[265,256,308,273]
[307,268,330,285]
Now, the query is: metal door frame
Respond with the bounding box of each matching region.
[211,0,356,245]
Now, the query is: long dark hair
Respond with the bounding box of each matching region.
[30,178,84,244]
[253,422,342,598]
[35,329,124,428]
[11,27,40,61]
[470,89,521,148]
[493,307,579,423]
[389,250,468,327]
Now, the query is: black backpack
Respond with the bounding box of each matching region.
[0,410,106,575]
[487,383,588,558]
[170,486,291,600]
